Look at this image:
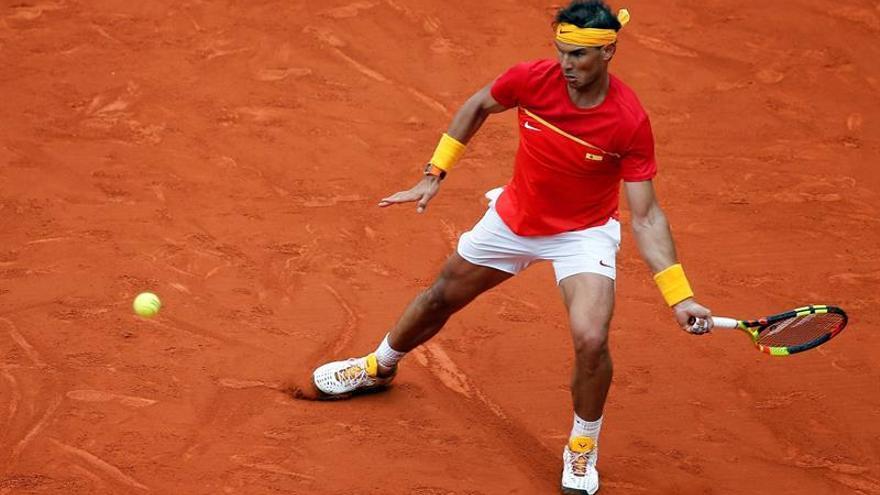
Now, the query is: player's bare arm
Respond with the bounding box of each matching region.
[378,84,508,213]
[623,179,713,334]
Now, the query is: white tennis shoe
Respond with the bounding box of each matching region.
[312,353,395,398]
[561,436,599,494]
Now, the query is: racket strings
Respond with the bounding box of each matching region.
[756,313,845,348]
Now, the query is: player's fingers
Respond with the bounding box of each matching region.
[416,193,430,214]
[379,192,409,204]
[379,191,418,207]
[688,317,711,335]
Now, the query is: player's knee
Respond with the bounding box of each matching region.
[571,324,609,362]
[422,280,455,315]
[423,270,477,315]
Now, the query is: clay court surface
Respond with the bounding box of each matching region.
[2,0,880,493]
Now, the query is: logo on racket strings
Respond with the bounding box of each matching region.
[762,314,816,338]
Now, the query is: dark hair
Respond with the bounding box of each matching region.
[555,0,621,31]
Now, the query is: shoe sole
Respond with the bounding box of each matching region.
[311,381,394,401]
[560,486,598,495]
[560,483,599,495]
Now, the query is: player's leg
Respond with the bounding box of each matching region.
[312,252,513,397]
[561,273,615,420]
[543,218,620,494]
[558,272,615,495]
[380,252,513,368]
[313,194,529,398]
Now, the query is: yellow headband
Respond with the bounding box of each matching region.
[555,9,630,47]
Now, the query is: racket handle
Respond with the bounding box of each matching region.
[686,316,739,329]
[711,317,739,329]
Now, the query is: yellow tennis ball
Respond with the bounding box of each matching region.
[133,292,161,318]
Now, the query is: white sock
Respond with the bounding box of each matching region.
[571,413,603,442]
[374,333,406,368]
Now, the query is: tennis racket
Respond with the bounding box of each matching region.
[694,305,848,356]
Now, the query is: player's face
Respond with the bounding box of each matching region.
[555,41,615,90]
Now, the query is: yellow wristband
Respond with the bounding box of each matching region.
[429,133,466,172]
[653,263,694,307]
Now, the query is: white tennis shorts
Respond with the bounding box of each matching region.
[457,188,621,283]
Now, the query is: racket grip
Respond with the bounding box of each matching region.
[711,317,739,329]
[686,316,739,329]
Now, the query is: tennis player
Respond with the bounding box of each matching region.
[312,1,713,492]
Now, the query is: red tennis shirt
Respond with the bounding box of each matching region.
[489,59,657,236]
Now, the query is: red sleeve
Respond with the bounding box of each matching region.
[490,62,532,108]
[620,116,658,181]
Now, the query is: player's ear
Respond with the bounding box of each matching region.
[602,43,616,61]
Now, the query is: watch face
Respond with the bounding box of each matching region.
[424,164,445,179]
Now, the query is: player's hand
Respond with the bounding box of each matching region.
[673,298,713,335]
[378,175,442,213]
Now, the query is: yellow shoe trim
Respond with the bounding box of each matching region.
[364,353,378,377]
[569,436,595,453]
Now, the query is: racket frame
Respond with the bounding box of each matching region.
[711,305,848,356]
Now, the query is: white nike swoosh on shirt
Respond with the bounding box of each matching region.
[523,121,541,131]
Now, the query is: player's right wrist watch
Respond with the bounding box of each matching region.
[424,163,447,180]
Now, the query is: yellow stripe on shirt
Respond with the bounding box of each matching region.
[522,109,619,158]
